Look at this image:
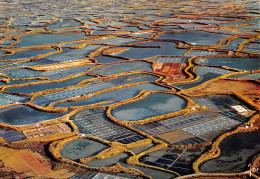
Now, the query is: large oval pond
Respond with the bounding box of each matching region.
[111,93,187,121]
[60,138,108,161]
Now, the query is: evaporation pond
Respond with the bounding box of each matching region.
[111,93,187,121]
[5,75,94,94]
[60,138,108,161]
[156,31,229,46]
[13,32,88,47]
[0,48,56,60]
[48,19,83,30]
[199,130,260,173]
[87,153,178,179]
[175,67,232,89]
[55,83,169,107]
[106,73,160,85]
[109,41,188,59]
[90,61,153,76]
[87,153,129,167]
[197,57,259,71]
[0,105,64,125]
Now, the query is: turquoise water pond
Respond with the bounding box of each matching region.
[221,38,246,50]
[175,67,232,89]
[90,61,153,76]
[87,153,129,167]
[87,153,177,178]
[0,105,64,125]
[13,32,88,47]
[156,31,229,46]
[55,83,169,107]
[0,79,44,87]
[199,130,260,173]
[228,73,260,79]
[106,73,159,85]
[109,41,188,59]
[5,75,94,94]
[94,55,126,64]
[60,138,108,161]
[111,93,187,121]
[121,26,140,32]
[0,49,56,60]
[196,57,259,71]
[48,19,83,30]
[92,30,117,35]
